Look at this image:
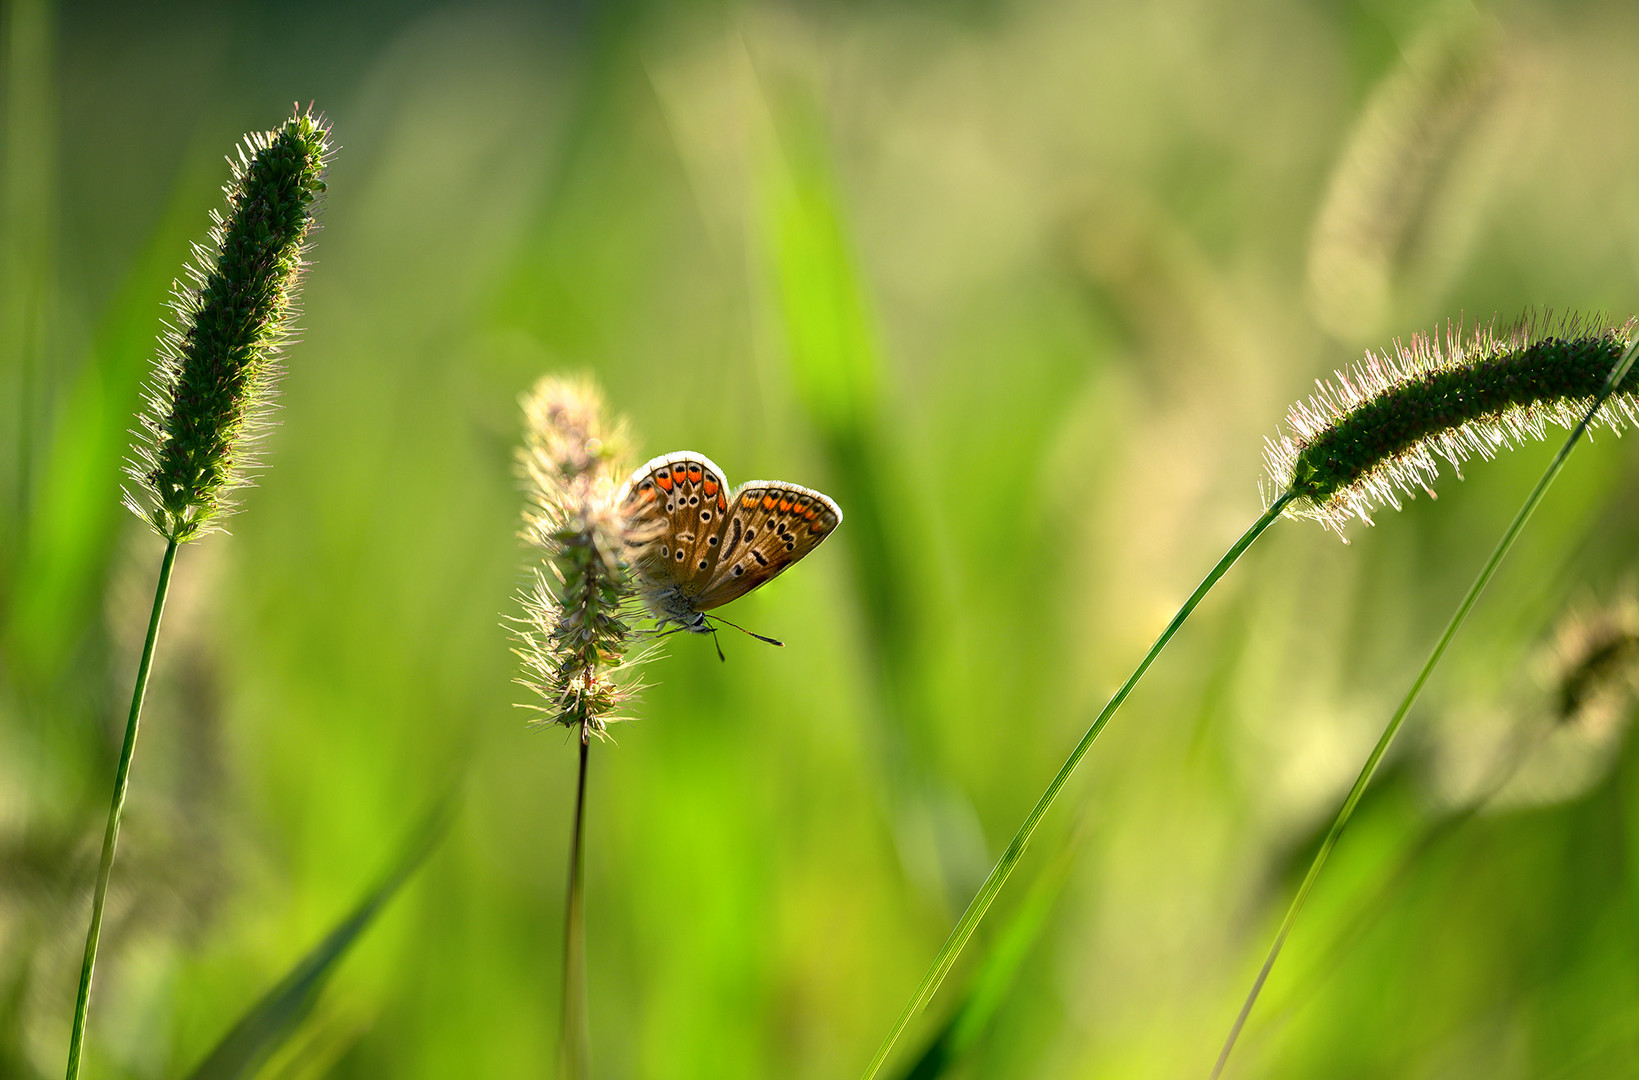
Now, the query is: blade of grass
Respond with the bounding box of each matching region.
[752,69,996,927]
[895,825,1084,1080]
[0,0,56,568]
[6,139,222,681]
[754,79,917,750]
[1210,334,1639,1078]
[182,799,452,1080]
[1239,715,1553,1063]
[862,493,1293,1079]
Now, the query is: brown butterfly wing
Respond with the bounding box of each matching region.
[692,481,842,610]
[618,452,733,597]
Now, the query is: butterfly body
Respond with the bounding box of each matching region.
[618,451,842,633]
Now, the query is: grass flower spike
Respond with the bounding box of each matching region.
[68,108,331,1080]
[1548,588,1639,731]
[867,313,1638,1078]
[1213,322,1639,1077]
[126,108,332,541]
[1266,315,1639,535]
[514,376,642,739]
[513,376,642,1080]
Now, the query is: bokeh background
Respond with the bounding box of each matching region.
[7,0,1639,1076]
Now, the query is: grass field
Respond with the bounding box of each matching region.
[7,1,1639,1076]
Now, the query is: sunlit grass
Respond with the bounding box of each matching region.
[7,2,1639,1077]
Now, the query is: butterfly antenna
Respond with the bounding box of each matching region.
[706,614,785,648]
[709,627,726,663]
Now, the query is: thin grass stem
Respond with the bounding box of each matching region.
[861,493,1295,1080]
[66,536,178,1080]
[1210,336,1639,1079]
[1243,718,1551,1061]
[558,722,591,1080]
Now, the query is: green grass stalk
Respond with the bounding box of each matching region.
[559,727,591,1080]
[1210,334,1639,1078]
[65,108,328,1076]
[895,822,1087,1080]
[65,537,176,1079]
[861,492,1294,1079]
[1251,718,1552,1052]
[512,378,642,1077]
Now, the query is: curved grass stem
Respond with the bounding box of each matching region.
[861,493,1295,1080]
[1210,336,1639,1079]
[1251,719,1551,1051]
[66,536,178,1080]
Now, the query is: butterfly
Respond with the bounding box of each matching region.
[617,451,842,644]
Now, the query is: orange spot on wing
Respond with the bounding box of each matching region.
[656,472,673,491]
[802,506,816,519]
[703,478,719,496]
[687,464,703,482]
[642,488,657,501]
[778,498,792,512]
[717,495,727,510]
[762,495,776,510]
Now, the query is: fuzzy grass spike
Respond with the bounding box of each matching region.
[1214,322,1639,1076]
[68,107,331,1080]
[866,311,1638,1078]
[513,376,644,739]
[1266,315,1639,535]
[512,376,646,1080]
[124,109,332,541]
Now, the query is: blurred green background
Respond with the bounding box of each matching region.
[7,0,1639,1076]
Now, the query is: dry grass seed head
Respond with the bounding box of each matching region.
[513,377,647,737]
[1543,586,1639,735]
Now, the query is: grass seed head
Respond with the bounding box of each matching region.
[1264,313,1639,537]
[125,107,332,542]
[1546,588,1639,734]
[514,377,643,738]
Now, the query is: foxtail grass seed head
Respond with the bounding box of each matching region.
[1545,588,1639,733]
[514,377,643,737]
[1304,16,1503,339]
[125,107,332,542]
[1264,314,1639,536]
